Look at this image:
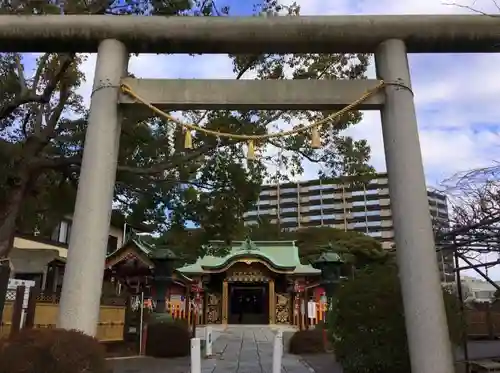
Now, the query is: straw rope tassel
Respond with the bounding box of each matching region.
[119,81,389,160]
[247,140,256,160]
[311,126,321,149]
[184,129,193,149]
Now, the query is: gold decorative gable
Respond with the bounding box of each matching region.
[226,266,269,283]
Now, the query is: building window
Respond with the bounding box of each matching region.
[351,222,366,228]
[321,204,335,209]
[352,190,365,196]
[51,220,71,244]
[107,235,118,254]
[352,211,366,218]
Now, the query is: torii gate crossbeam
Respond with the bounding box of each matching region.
[22,14,483,373]
[0,15,499,53]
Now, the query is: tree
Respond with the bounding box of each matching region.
[0,0,373,258]
[154,222,388,269]
[434,167,500,274]
[330,263,464,373]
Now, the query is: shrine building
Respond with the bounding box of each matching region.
[105,238,324,326]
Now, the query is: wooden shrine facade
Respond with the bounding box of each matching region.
[105,239,323,327]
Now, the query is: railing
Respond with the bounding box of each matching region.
[292,302,328,328]
[165,300,203,326]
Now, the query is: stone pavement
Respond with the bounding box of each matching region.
[109,326,313,373]
[202,326,313,373]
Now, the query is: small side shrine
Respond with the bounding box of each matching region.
[103,238,192,300]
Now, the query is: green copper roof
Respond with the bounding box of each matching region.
[176,239,320,275]
[106,237,153,259]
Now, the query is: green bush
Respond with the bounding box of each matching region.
[289,328,325,355]
[148,313,189,328]
[329,263,464,373]
[0,328,107,373]
[148,312,175,324]
[145,321,190,358]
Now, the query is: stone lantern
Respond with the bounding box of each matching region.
[313,250,344,301]
[151,248,178,313]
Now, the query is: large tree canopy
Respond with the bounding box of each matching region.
[149,221,388,268]
[0,0,374,258]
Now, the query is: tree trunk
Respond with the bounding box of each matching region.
[0,171,31,258]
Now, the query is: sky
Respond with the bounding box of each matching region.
[23,0,500,278]
[73,0,500,191]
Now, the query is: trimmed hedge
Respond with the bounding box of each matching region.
[0,328,107,373]
[289,328,325,355]
[145,320,190,358]
[329,263,464,373]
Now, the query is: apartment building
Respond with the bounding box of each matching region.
[243,173,452,280]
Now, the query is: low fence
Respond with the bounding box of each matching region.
[165,300,203,326]
[466,307,500,339]
[297,301,500,337]
[1,288,126,342]
[293,301,328,328]
[164,299,327,328]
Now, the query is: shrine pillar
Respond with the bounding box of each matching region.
[222,280,228,325]
[269,279,275,324]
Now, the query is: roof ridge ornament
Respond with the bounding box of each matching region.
[240,237,258,252]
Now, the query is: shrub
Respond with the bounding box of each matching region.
[0,328,107,373]
[329,263,464,373]
[289,328,325,355]
[148,313,189,328]
[145,321,190,358]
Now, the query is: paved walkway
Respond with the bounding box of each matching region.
[110,326,312,373]
[202,326,312,373]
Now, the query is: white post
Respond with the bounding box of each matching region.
[204,326,213,357]
[272,331,283,373]
[139,292,144,355]
[191,338,201,373]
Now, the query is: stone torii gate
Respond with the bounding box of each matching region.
[3,14,499,373]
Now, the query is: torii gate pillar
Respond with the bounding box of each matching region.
[57,39,128,336]
[376,39,455,373]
